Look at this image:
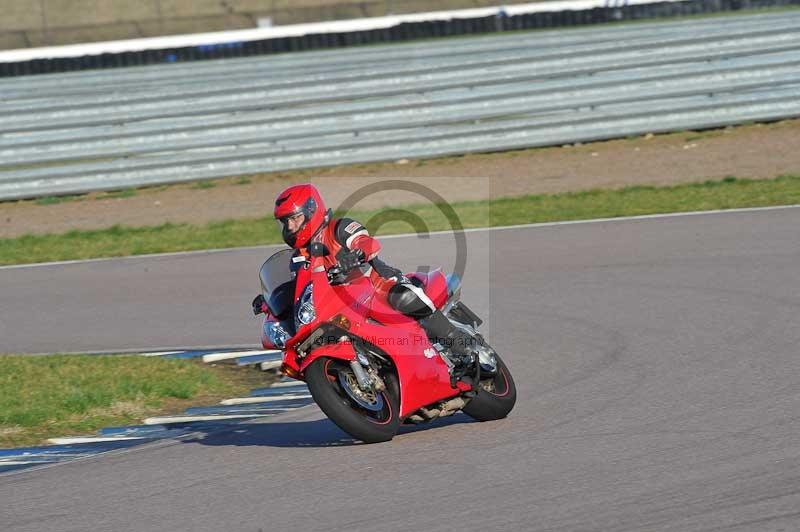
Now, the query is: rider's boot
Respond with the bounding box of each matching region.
[419,310,478,369]
[385,280,478,375]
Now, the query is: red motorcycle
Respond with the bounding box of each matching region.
[256,244,516,443]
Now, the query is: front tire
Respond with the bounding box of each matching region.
[305,357,401,443]
[462,352,516,421]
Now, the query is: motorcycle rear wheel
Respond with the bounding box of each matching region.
[305,357,401,443]
[462,352,517,421]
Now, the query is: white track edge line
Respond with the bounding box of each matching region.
[2,204,799,271]
[0,460,59,465]
[46,436,147,445]
[220,394,312,405]
[201,350,278,363]
[265,380,304,388]
[143,414,264,424]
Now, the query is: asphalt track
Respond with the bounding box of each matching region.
[2,208,800,531]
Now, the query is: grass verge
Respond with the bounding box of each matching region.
[2,175,800,266]
[0,355,272,448]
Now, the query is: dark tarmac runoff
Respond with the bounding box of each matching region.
[1,206,799,532]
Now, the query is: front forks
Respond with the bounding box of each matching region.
[351,348,386,392]
[349,359,373,390]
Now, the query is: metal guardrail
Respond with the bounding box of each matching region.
[1,11,799,200]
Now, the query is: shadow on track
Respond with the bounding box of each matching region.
[190,415,477,448]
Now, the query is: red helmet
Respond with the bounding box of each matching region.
[273,184,329,248]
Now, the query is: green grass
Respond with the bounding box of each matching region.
[35,195,82,206]
[100,188,137,199]
[2,175,800,266]
[0,355,270,448]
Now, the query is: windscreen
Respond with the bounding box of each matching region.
[258,249,297,319]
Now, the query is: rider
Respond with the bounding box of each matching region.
[262,183,476,365]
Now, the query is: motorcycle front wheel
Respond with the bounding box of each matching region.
[305,357,401,443]
[462,352,517,421]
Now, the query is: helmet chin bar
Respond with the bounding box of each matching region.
[281,221,301,248]
[283,228,297,248]
[277,217,299,248]
[280,197,318,247]
[281,207,333,249]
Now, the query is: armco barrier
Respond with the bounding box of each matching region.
[0,11,799,200]
[1,0,800,77]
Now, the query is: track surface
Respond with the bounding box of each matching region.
[2,209,800,531]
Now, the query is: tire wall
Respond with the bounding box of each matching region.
[0,0,568,50]
[1,0,798,77]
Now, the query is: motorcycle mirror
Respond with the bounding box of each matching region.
[307,242,330,257]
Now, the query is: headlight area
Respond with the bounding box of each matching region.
[295,283,316,328]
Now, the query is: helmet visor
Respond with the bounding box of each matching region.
[276,198,316,229]
[277,212,306,236]
[275,196,318,247]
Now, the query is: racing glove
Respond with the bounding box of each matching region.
[252,294,267,316]
[337,248,365,272]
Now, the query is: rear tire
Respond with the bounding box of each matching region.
[462,352,516,421]
[305,357,401,443]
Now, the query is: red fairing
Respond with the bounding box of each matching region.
[280,346,302,379]
[299,341,357,373]
[407,269,449,309]
[364,294,462,416]
[276,259,463,418]
[350,234,381,261]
